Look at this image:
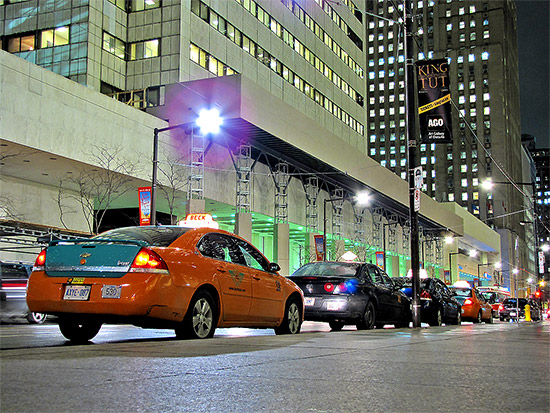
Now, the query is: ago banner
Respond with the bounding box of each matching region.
[416,58,453,144]
[314,235,325,261]
[138,187,152,226]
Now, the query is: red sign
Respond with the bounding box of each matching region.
[138,187,152,226]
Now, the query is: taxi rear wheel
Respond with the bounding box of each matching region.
[177,290,217,339]
[274,297,302,335]
[58,318,102,343]
[27,312,47,324]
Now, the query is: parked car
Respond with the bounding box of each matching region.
[450,282,493,323]
[27,215,304,342]
[499,298,542,321]
[477,286,510,318]
[288,261,411,331]
[393,277,461,326]
[1,261,47,324]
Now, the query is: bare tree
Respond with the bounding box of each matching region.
[59,145,139,234]
[157,149,189,224]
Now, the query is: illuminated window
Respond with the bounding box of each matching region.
[131,0,161,11]
[40,26,70,48]
[7,34,35,52]
[448,193,455,202]
[103,32,125,59]
[130,39,159,60]
[462,193,468,201]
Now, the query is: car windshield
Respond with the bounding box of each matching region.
[291,262,361,278]
[92,226,192,247]
[452,287,472,297]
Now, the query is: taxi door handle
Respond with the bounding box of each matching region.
[252,275,261,280]
[217,268,227,273]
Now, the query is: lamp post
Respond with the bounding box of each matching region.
[322,192,370,261]
[151,109,222,225]
[448,251,460,285]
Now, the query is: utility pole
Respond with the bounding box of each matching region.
[404,0,421,328]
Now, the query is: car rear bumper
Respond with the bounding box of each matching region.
[26,271,191,322]
[303,295,366,321]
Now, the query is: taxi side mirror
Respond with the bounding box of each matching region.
[269,262,281,273]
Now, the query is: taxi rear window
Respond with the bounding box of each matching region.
[92,227,191,247]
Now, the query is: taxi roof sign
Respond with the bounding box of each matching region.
[178,213,219,229]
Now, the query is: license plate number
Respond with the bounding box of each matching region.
[510,311,517,317]
[327,301,341,311]
[305,297,315,306]
[63,285,91,301]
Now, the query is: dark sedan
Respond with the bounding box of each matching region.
[499,298,541,321]
[288,261,411,331]
[1,261,47,324]
[393,277,461,326]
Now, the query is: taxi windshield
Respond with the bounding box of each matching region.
[92,226,191,247]
[452,287,472,297]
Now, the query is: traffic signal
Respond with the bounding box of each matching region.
[535,290,541,298]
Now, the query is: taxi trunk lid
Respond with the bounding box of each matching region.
[44,239,147,278]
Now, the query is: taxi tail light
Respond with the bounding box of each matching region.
[33,249,47,271]
[463,298,474,306]
[420,290,432,299]
[499,304,504,312]
[129,248,169,274]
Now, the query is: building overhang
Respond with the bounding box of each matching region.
[149,75,463,235]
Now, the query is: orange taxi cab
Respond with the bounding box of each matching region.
[27,214,304,342]
[450,281,493,323]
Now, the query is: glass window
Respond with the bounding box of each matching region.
[103,32,125,59]
[7,34,36,52]
[40,26,70,48]
[132,0,161,11]
[130,39,159,60]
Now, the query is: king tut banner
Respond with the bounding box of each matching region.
[416,59,453,144]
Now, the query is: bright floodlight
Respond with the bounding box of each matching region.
[481,179,494,190]
[494,262,502,269]
[355,192,371,205]
[196,108,222,135]
[469,249,477,257]
[542,244,550,252]
[445,236,454,244]
[527,277,533,284]
[513,268,519,275]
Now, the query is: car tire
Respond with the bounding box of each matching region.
[429,308,442,327]
[274,297,302,335]
[474,311,482,323]
[58,318,102,343]
[454,310,461,325]
[329,320,345,331]
[356,302,375,330]
[176,290,217,339]
[27,312,47,324]
[499,317,505,322]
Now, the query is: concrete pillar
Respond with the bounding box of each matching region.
[185,199,205,215]
[274,223,289,276]
[235,212,252,242]
[391,255,400,278]
[334,239,345,260]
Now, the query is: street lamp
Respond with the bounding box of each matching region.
[322,192,370,261]
[151,109,222,225]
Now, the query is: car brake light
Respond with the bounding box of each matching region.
[464,298,473,306]
[324,283,335,292]
[129,248,169,274]
[499,304,504,311]
[336,283,347,293]
[33,249,47,271]
[420,290,432,299]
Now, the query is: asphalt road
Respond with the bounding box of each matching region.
[1,320,549,412]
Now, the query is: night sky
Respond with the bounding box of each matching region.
[516,0,550,149]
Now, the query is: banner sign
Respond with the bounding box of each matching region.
[138,187,152,226]
[314,235,324,261]
[376,251,385,270]
[416,59,453,144]
[443,270,450,285]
